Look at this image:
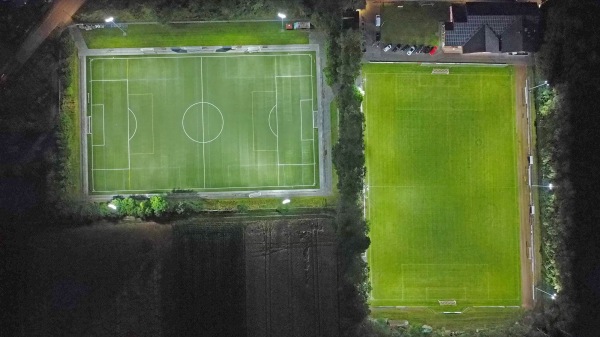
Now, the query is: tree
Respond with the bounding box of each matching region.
[150,195,168,217]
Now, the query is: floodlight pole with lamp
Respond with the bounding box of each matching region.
[535,287,557,300]
[278,13,286,31]
[531,183,554,190]
[105,17,127,36]
[529,80,549,91]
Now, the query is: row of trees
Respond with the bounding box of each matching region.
[530,0,600,335]
[316,2,373,335]
[533,85,561,290]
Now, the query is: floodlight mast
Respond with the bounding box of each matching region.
[529,80,549,91]
[535,287,557,300]
[105,16,127,36]
[278,13,286,31]
[531,183,554,190]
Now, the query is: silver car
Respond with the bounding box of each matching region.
[406,46,416,55]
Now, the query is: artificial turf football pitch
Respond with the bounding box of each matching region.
[364,64,521,308]
[86,52,319,194]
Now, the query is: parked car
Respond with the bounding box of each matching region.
[375,15,381,27]
[392,44,399,52]
[400,44,410,51]
[375,32,381,41]
[406,46,416,55]
[417,45,426,53]
[428,46,438,55]
[422,46,432,54]
[383,44,392,52]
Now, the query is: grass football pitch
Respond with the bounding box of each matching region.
[87,52,319,194]
[364,64,521,307]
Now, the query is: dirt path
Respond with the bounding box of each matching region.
[514,65,534,309]
[10,0,86,70]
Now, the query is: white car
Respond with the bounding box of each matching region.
[406,46,416,55]
[383,44,392,52]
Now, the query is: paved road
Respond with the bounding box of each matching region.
[1,0,86,76]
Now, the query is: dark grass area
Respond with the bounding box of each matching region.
[82,22,309,49]
[380,2,448,46]
[162,223,246,337]
[371,307,525,331]
[64,42,81,195]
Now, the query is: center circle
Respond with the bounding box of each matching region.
[181,102,224,144]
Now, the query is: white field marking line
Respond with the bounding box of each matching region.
[268,105,278,137]
[275,57,280,185]
[365,72,511,78]
[91,77,178,82]
[251,90,277,152]
[126,60,132,190]
[87,116,92,134]
[89,79,128,82]
[89,53,315,62]
[91,104,105,146]
[93,168,130,171]
[277,163,314,166]
[91,53,316,189]
[90,61,95,192]
[181,102,225,144]
[201,57,206,189]
[128,108,138,141]
[252,91,256,151]
[310,53,316,186]
[128,93,155,155]
[92,180,318,193]
[300,99,314,141]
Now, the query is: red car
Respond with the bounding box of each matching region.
[428,46,438,55]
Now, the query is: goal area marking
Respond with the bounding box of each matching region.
[432,68,450,75]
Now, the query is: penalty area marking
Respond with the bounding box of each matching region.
[268,105,278,137]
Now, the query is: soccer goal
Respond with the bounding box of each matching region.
[432,68,450,75]
[438,300,457,306]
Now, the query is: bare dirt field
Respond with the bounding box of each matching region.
[17,215,339,337]
[514,65,535,309]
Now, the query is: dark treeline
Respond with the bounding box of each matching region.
[76,0,363,22]
[531,0,600,336]
[317,1,372,335]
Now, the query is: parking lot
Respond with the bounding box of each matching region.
[358,2,533,65]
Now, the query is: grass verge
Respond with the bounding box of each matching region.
[370,307,525,331]
[380,2,447,46]
[82,22,309,49]
[62,40,81,196]
[200,196,336,211]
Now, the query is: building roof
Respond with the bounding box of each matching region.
[465,2,539,16]
[444,2,540,53]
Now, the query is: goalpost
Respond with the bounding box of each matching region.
[432,68,450,75]
[438,300,457,306]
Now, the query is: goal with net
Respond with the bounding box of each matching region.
[432,68,450,75]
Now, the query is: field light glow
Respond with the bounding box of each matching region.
[282,198,291,204]
[105,17,114,23]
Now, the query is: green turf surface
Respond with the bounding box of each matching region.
[87,52,319,194]
[82,22,309,49]
[381,2,448,46]
[364,63,520,307]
